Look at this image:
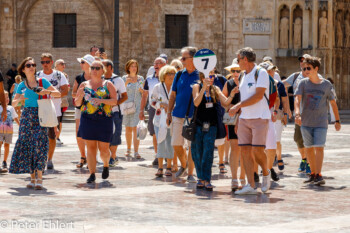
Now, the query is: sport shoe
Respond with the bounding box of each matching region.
[175,166,187,178]
[109,158,118,167]
[298,159,307,173]
[305,163,311,175]
[261,170,271,193]
[102,167,109,179]
[152,157,158,166]
[304,173,315,183]
[47,160,54,170]
[56,138,63,145]
[1,161,8,173]
[187,175,197,183]
[234,184,258,195]
[270,168,280,181]
[254,172,260,183]
[314,174,325,185]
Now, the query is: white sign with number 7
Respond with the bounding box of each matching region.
[193,49,217,78]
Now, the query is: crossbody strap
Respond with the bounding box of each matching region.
[161,83,169,100]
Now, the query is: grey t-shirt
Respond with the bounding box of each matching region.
[286,72,323,94]
[295,78,335,128]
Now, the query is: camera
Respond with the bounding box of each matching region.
[32,87,41,93]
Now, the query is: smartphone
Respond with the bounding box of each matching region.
[99,47,105,53]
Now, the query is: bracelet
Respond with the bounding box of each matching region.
[335,120,340,123]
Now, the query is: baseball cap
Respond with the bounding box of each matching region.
[159,53,168,61]
[298,54,311,62]
[224,58,240,71]
[77,54,95,66]
[263,56,273,63]
[259,61,276,71]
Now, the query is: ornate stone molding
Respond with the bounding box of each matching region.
[305,0,312,10]
[319,0,328,10]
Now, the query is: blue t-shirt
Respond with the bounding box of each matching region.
[277,81,287,110]
[16,79,52,107]
[172,69,199,118]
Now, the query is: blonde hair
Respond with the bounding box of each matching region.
[159,65,177,82]
[170,59,183,71]
[54,59,65,68]
[15,75,22,83]
[90,60,106,74]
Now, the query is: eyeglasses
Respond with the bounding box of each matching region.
[230,69,241,73]
[303,67,312,71]
[209,75,215,79]
[59,63,66,66]
[91,66,102,71]
[154,62,163,66]
[25,64,36,68]
[181,57,192,61]
[40,61,51,64]
[167,73,176,76]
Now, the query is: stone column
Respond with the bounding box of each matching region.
[312,0,318,52]
[302,8,310,48]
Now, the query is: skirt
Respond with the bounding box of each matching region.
[78,113,113,143]
[9,107,49,174]
[154,126,174,159]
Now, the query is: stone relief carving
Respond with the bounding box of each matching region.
[293,17,302,48]
[319,11,328,48]
[280,17,289,48]
[336,12,344,48]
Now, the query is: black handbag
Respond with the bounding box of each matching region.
[182,96,198,142]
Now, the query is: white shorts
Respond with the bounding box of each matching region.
[75,108,81,120]
[171,116,190,147]
[275,120,285,142]
[215,138,225,146]
[265,119,277,150]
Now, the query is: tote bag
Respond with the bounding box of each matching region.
[37,79,58,127]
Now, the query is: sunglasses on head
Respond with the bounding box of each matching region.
[303,67,312,71]
[40,60,51,64]
[91,66,102,71]
[25,64,36,68]
[230,69,241,73]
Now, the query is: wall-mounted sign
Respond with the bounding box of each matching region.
[243,18,272,34]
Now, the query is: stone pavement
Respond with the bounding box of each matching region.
[0,123,350,233]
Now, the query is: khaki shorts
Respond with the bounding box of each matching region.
[238,118,269,147]
[171,116,190,147]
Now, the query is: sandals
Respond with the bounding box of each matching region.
[165,168,172,176]
[231,179,241,191]
[76,157,87,168]
[155,168,163,177]
[171,166,178,173]
[278,159,285,171]
[125,149,132,157]
[219,163,227,174]
[205,181,213,191]
[26,179,36,189]
[34,179,43,190]
[134,152,141,159]
[196,180,204,189]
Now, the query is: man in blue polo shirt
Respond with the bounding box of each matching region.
[167,46,199,182]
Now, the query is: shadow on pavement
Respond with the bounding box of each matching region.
[8,187,57,196]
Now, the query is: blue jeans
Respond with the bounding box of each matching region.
[110,112,123,146]
[300,126,327,148]
[191,126,217,182]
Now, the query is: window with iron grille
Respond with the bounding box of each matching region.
[53,14,76,48]
[165,15,188,48]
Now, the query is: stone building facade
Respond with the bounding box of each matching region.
[0,0,349,108]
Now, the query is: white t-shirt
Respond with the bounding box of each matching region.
[274,72,281,82]
[239,65,271,119]
[38,70,68,117]
[107,74,127,112]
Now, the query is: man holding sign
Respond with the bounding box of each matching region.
[167,47,198,182]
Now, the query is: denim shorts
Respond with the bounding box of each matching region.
[300,126,327,148]
[110,112,123,146]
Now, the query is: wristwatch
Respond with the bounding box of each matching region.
[335,120,340,123]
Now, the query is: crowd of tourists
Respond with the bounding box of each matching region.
[0,45,341,193]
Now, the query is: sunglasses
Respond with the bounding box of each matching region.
[40,61,51,64]
[303,67,312,71]
[25,64,36,68]
[209,75,215,79]
[91,66,102,71]
[60,63,66,66]
[230,69,241,73]
[81,61,85,64]
[167,73,176,76]
[181,57,192,61]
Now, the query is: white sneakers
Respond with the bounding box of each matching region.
[261,169,271,193]
[234,184,258,195]
[235,170,271,195]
